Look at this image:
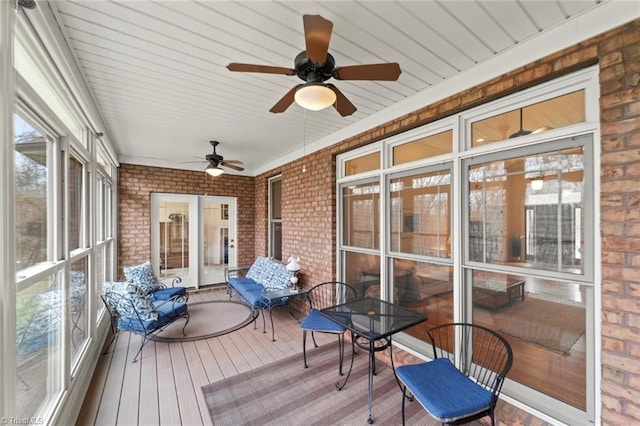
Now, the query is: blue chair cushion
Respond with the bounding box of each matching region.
[396,358,493,423]
[300,309,346,333]
[119,301,187,334]
[149,286,186,301]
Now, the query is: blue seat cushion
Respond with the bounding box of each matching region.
[237,288,263,307]
[118,301,187,334]
[396,358,493,423]
[149,286,186,301]
[300,309,346,333]
[228,277,264,292]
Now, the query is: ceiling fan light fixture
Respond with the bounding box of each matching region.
[530,176,544,190]
[294,83,336,111]
[206,164,224,177]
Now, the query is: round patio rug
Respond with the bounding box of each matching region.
[152,300,257,342]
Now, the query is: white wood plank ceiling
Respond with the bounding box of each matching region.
[46,0,611,175]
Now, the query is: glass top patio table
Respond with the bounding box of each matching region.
[320,297,427,424]
[320,296,427,340]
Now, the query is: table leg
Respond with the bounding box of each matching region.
[367,340,374,424]
[260,306,267,334]
[268,306,276,341]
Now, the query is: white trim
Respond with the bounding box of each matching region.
[0,0,16,416]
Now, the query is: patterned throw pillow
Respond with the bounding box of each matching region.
[246,256,291,290]
[123,261,163,295]
[261,259,292,290]
[103,281,158,321]
[246,256,269,283]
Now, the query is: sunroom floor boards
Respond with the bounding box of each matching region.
[76,286,334,425]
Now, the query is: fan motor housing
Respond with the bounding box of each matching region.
[294,51,336,82]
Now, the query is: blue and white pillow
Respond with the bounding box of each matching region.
[246,256,291,290]
[123,261,163,295]
[103,281,158,321]
[246,256,269,283]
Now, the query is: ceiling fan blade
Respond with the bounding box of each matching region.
[327,84,357,117]
[270,85,301,113]
[333,63,402,81]
[221,162,244,172]
[227,63,295,75]
[222,159,243,164]
[303,15,333,64]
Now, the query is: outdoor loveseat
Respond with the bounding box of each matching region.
[225,256,294,309]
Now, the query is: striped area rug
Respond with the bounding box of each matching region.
[202,343,438,425]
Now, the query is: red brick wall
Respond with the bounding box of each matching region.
[255,155,337,287]
[117,164,255,277]
[597,20,640,424]
[250,18,640,425]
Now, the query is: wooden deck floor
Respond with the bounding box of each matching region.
[77,287,335,426]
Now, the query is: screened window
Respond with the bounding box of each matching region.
[14,113,64,418]
[70,255,88,361]
[14,114,50,270]
[68,155,84,251]
[269,175,282,260]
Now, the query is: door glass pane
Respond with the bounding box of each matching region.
[158,201,189,278]
[16,271,63,417]
[204,202,229,284]
[342,181,380,249]
[470,269,586,409]
[14,114,49,270]
[389,168,451,257]
[468,145,584,274]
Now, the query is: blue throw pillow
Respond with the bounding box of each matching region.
[123,261,163,295]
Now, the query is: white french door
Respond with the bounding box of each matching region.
[151,194,237,288]
[201,196,236,285]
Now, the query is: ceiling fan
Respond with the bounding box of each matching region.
[227,15,402,117]
[201,141,244,176]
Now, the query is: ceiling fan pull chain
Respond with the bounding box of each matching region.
[302,109,307,174]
